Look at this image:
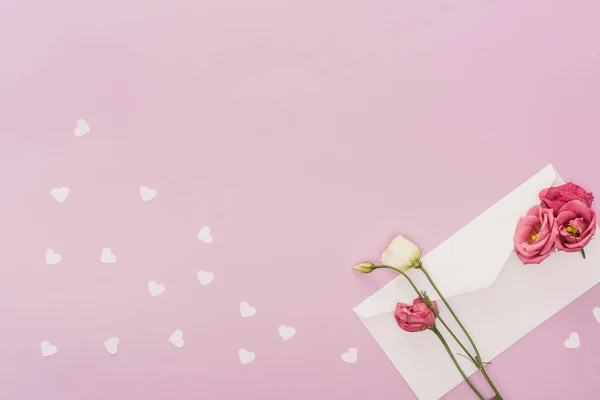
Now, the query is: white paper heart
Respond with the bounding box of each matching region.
[45,249,62,265]
[101,247,116,264]
[593,307,600,323]
[148,281,165,297]
[278,325,296,341]
[140,185,157,202]
[104,337,120,355]
[41,341,58,357]
[564,332,580,349]
[74,119,91,137]
[50,187,70,203]
[240,301,257,318]
[342,347,358,363]
[238,348,256,365]
[197,270,215,286]
[197,226,213,243]
[169,330,184,348]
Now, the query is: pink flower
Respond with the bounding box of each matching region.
[514,206,555,264]
[539,183,594,215]
[394,298,438,332]
[554,200,596,252]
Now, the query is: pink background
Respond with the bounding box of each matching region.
[1,0,600,399]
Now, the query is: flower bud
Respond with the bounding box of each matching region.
[352,262,375,273]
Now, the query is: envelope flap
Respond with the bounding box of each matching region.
[423,164,558,299]
[354,164,558,319]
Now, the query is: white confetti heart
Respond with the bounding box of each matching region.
[278,325,296,341]
[41,341,58,357]
[101,247,116,264]
[238,348,256,365]
[240,301,257,318]
[342,347,358,363]
[50,187,70,203]
[45,249,62,265]
[148,281,165,297]
[564,332,580,349]
[74,119,91,137]
[197,270,215,286]
[140,185,157,202]
[169,330,184,348]
[104,337,120,355]
[197,226,213,243]
[593,307,600,323]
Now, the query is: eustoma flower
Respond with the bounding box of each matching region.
[513,206,555,264]
[353,235,502,399]
[380,234,422,271]
[539,182,594,215]
[394,297,484,399]
[395,298,438,332]
[554,200,596,255]
[514,183,596,262]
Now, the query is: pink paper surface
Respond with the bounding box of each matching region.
[1,1,600,399]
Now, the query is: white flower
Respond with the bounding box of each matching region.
[380,235,422,271]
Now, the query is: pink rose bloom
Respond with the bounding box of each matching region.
[539,182,594,215]
[394,298,438,332]
[554,200,597,252]
[514,206,555,264]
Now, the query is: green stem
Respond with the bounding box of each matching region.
[480,368,501,399]
[373,266,479,367]
[430,326,485,400]
[419,266,503,399]
[581,248,586,259]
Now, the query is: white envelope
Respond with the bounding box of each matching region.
[354,164,600,400]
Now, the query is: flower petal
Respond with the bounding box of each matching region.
[558,200,594,222]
